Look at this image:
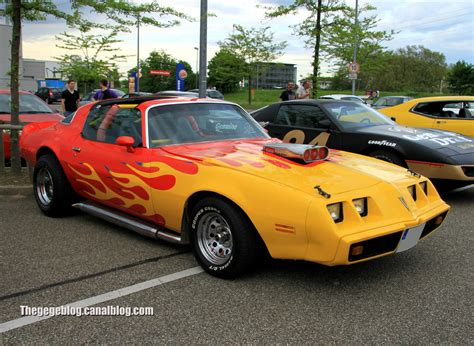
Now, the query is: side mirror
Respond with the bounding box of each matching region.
[116,136,135,153]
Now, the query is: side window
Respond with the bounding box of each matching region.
[413,102,448,118]
[275,105,329,128]
[82,104,142,146]
[386,98,402,106]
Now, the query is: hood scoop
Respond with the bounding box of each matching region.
[263,143,329,163]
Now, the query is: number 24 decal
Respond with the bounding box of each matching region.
[282,130,330,146]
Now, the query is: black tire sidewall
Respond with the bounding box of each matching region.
[33,155,72,216]
[190,198,256,278]
[370,150,406,167]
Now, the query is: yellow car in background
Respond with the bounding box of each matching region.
[379,96,474,137]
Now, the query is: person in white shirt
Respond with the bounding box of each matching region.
[296,81,311,99]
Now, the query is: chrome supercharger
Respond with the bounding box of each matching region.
[262,143,329,163]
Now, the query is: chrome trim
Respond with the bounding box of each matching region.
[72,202,182,244]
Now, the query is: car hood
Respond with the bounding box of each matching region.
[354,125,474,155]
[161,139,417,196]
[0,113,63,124]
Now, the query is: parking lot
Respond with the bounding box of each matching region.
[0,187,473,343]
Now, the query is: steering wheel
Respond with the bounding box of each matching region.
[361,118,372,124]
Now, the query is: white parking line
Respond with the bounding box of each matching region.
[0,266,203,334]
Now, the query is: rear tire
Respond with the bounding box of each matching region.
[190,197,259,279]
[369,150,406,167]
[33,155,76,217]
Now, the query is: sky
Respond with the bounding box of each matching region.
[18,0,474,80]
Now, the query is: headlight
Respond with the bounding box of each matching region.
[327,202,343,223]
[419,181,428,195]
[352,198,368,216]
[407,185,417,201]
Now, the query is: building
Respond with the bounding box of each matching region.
[254,62,297,89]
[0,22,62,92]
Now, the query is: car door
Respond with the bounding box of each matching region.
[68,103,155,222]
[434,101,473,135]
[266,104,341,148]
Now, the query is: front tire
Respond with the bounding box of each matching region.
[369,150,406,167]
[190,197,259,279]
[33,155,76,217]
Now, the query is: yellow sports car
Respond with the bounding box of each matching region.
[21,97,450,278]
[379,96,474,137]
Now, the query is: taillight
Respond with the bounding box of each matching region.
[49,91,53,96]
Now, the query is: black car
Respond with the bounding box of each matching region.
[35,87,63,104]
[251,100,474,185]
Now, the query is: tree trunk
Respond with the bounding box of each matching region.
[248,74,252,105]
[10,0,22,174]
[311,0,322,99]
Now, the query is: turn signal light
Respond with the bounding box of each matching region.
[434,215,444,226]
[350,245,364,256]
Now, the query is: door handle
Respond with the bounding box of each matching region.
[72,147,81,152]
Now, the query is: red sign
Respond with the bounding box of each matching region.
[150,70,171,76]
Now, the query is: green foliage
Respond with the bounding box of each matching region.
[263,0,347,97]
[321,3,395,66]
[55,28,126,93]
[447,61,474,95]
[219,25,286,104]
[332,45,448,93]
[208,49,247,93]
[130,51,196,93]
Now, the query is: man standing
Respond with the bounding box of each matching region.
[93,79,118,101]
[296,81,311,99]
[279,82,295,101]
[60,79,80,116]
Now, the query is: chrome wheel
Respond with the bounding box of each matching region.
[36,167,54,206]
[197,212,233,266]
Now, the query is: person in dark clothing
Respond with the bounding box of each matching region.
[60,79,80,116]
[279,82,295,101]
[93,79,118,101]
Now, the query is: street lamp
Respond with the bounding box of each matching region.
[194,47,199,89]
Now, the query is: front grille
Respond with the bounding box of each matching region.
[348,231,403,262]
[461,166,474,177]
[420,211,448,239]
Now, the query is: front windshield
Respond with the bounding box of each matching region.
[322,101,394,129]
[147,103,269,147]
[0,93,53,114]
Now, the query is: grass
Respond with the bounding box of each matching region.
[224,88,444,110]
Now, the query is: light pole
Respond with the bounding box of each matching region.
[198,0,207,98]
[351,0,359,95]
[136,14,140,93]
[194,47,199,89]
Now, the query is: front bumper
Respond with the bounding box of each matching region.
[406,160,474,181]
[316,203,449,266]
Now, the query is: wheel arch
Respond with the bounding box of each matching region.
[180,190,268,253]
[362,145,407,165]
[36,146,59,161]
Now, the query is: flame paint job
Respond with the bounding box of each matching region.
[20,98,450,266]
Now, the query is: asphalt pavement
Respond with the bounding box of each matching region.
[0,187,473,343]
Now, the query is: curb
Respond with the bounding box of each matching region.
[0,185,32,196]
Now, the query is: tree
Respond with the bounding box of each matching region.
[447,61,474,95]
[208,49,246,93]
[264,0,346,98]
[55,26,126,93]
[1,0,189,173]
[219,25,286,105]
[130,51,196,93]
